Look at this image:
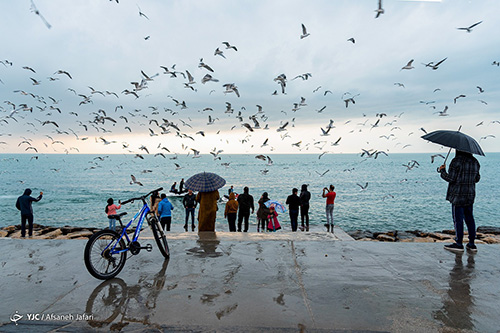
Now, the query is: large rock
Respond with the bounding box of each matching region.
[477,226,500,235]
[428,232,453,240]
[42,229,63,239]
[60,226,86,235]
[386,230,398,237]
[9,231,22,238]
[348,230,374,240]
[481,236,500,244]
[38,227,58,235]
[66,230,93,239]
[413,237,436,243]
[377,234,396,242]
[405,230,429,237]
[396,231,416,241]
[2,225,18,233]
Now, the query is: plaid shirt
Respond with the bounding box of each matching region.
[440,154,480,206]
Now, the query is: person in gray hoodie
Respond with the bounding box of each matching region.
[15,188,43,237]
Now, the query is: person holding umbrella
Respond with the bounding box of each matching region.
[184,172,225,232]
[439,151,480,253]
[422,128,483,253]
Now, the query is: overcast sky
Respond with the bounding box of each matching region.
[0,0,499,156]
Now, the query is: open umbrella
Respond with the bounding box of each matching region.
[264,200,287,213]
[421,127,484,171]
[184,172,226,192]
[421,129,485,156]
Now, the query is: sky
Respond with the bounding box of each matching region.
[0,0,499,156]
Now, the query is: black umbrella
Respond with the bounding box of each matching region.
[421,128,484,170]
[184,172,226,192]
[421,129,484,156]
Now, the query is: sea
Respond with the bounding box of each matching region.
[1,153,498,233]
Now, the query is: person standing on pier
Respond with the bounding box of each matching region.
[439,150,480,253]
[322,185,336,233]
[15,188,43,237]
[286,188,300,232]
[299,184,311,231]
[237,186,254,232]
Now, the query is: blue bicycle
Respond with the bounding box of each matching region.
[84,187,169,280]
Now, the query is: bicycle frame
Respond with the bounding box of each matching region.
[106,200,151,255]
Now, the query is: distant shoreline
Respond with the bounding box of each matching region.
[1,224,499,243]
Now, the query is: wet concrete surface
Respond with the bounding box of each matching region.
[1,232,499,332]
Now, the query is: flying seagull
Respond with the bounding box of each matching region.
[375,0,384,18]
[457,21,482,33]
[130,175,143,186]
[357,182,369,191]
[401,59,414,70]
[137,5,149,20]
[300,24,310,39]
[30,0,52,29]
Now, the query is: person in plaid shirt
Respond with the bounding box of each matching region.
[439,150,481,253]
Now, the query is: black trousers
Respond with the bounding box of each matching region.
[289,209,299,231]
[227,213,237,232]
[300,205,310,229]
[237,210,250,232]
[21,213,34,237]
[160,216,172,231]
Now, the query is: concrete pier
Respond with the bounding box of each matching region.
[1,231,499,332]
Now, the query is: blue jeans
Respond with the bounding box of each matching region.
[185,208,195,227]
[108,218,116,231]
[326,204,334,225]
[452,205,476,245]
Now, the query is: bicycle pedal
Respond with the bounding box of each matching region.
[144,244,153,252]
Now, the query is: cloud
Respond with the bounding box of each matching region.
[0,0,498,155]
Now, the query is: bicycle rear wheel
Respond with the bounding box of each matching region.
[149,216,170,258]
[84,229,127,280]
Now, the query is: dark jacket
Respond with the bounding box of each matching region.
[183,193,197,208]
[286,194,300,211]
[16,189,42,215]
[299,186,311,206]
[440,152,480,206]
[237,192,254,213]
[256,198,271,220]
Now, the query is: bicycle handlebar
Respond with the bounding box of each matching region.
[121,187,164,205]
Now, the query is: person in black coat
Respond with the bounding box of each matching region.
[286,188,300,232]
[237,186,254,232]
[15,188,43,237]
[299,184,311,231]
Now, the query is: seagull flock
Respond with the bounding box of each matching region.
[0,1,498,196]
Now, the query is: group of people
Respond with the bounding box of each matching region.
[224,184,337,233]
[169,178,188,195]
[13,149,480,253]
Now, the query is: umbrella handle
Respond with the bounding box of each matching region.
[436,126,461,172]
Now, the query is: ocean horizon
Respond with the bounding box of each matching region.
[1,152,498,233]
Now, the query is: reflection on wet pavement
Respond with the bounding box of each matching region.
[186,232,223,258]
[434,253,475,331]
[85,259,169,329]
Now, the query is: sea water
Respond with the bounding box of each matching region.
[1,153,498,232]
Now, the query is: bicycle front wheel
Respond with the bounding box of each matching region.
[149,217,170,258]
[84,229,127,280]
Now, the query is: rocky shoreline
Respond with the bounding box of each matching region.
[346,226,500,244]
[1,224,500,243]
